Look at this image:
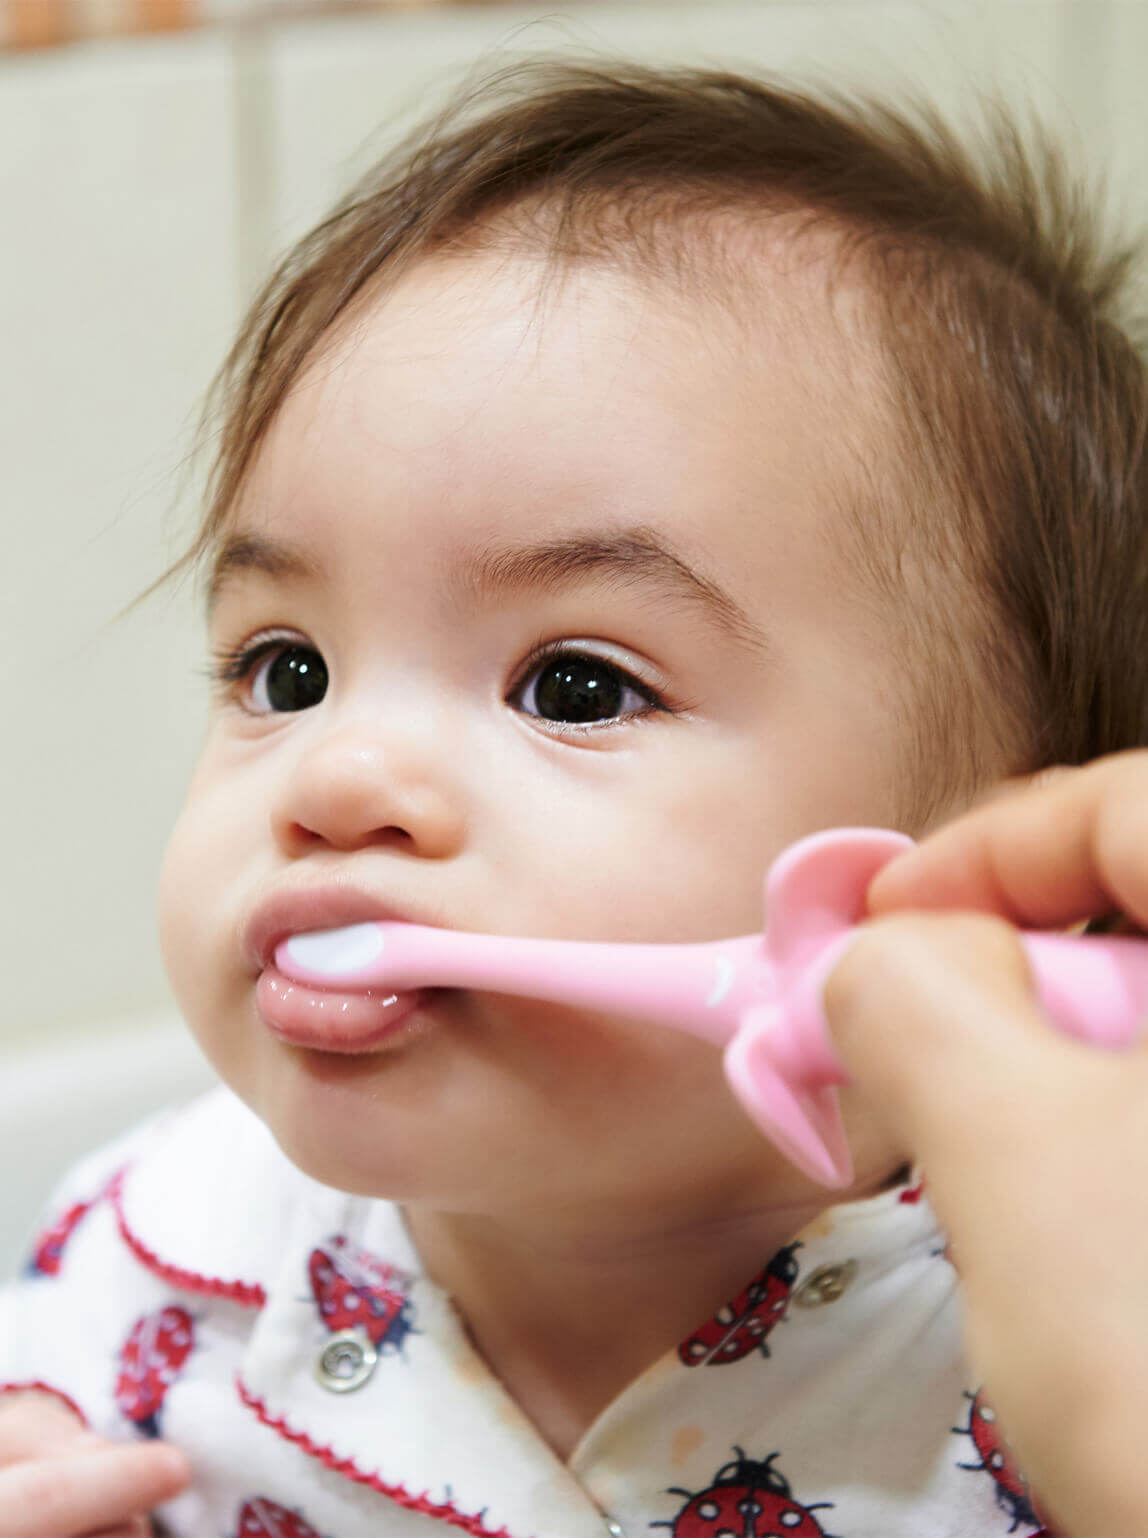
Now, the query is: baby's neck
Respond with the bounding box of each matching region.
[405,1161,902,1463]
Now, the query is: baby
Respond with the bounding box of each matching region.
[3,60,1148,1538]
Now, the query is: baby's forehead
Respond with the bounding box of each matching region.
[322,224,890,449]
[224,232,916,658]
[235,245,928,697]
[262,237,890,544]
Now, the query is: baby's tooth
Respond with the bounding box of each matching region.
[284,923,385,978]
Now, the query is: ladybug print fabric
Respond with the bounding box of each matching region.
[659,1450,838,1537]
[234,1497,326,1538]
[678,1245,799,1367]
[955,1390,1059,1534]
[5,1090,1028,1538]
[309,1234,414,1351]
[24,1198,97,1278]
[114,1306,195,1437]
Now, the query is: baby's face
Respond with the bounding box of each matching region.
[160,251,944,1220]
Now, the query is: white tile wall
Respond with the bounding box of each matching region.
[262,2,996,258]
[0,36,239,1050]
[261,0,1143,266]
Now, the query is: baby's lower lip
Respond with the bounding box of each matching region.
[255,964,432,1053]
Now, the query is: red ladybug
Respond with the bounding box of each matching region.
[234,1498,324,1538]
[956,1389,1058,1533]
[114,1306,195,1438]
[309,1235,414,1352]
[659,1450,837,1537]
[678,1245,799,1367]
[25,1199,94,1278]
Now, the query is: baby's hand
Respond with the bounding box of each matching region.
[823,749,1148,1538]
[0,1390,189,1538]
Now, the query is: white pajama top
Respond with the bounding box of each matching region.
[0,1088,1058,1538]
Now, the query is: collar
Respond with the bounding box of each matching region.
[115,1089,951,1538]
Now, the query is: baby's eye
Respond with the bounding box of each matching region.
[215,640,329,714]
[511,649,660,727]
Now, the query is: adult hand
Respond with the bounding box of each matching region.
[0,1390,189,1538]
[824,751,1148,1538]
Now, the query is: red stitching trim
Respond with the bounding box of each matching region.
[0,1381,88,1426]
[111,1170,265,1308]
[236,1376,530,1538]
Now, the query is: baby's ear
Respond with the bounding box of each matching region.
[762,828,913,969]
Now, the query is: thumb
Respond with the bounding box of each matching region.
[823,910,1080,1171]
[824,909,1148,1538]
[823,908,1148,1277]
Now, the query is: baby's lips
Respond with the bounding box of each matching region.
[275,923,388,986]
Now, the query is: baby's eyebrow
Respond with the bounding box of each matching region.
[207,532,320,612]
[208,525,767,652]
[457,527,768,651]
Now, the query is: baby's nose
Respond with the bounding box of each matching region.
[271,724,466,859]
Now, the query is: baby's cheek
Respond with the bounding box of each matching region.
[156,810,232,1030]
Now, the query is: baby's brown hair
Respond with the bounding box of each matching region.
[189,60,1148,820]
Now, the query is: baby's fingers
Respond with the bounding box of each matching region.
[868,749,1148,930]
[0,1441,190,1538]
[79,1521,150,1538]
[0,1391,92,1463]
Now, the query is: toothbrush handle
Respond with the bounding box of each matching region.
[382,926,765,1046]
[1020,931,1148,1047]
[776,928,1148,1091]
[728,929,1148,1191]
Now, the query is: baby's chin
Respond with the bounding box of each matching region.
[241,1063,518,1208]
[262,1100,434,1202]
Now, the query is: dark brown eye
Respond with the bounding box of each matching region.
[515,652,653,726]
[252,645,328,713]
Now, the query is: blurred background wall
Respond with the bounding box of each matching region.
[2,0,1146,1271]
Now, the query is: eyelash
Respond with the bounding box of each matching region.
[207,633,295,696]
[206,633,677,730]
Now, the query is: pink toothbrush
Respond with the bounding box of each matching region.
[275,828,1148,1189]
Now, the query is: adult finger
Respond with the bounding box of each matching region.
[824,910,1148,1537]
[0,1442,190,1538]
[825,911,1069,1156]
[868,750,1148,930]
[825,910,1148,1325]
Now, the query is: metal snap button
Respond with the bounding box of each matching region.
[793,1259,858,1308]
[314,1326,378,1392]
